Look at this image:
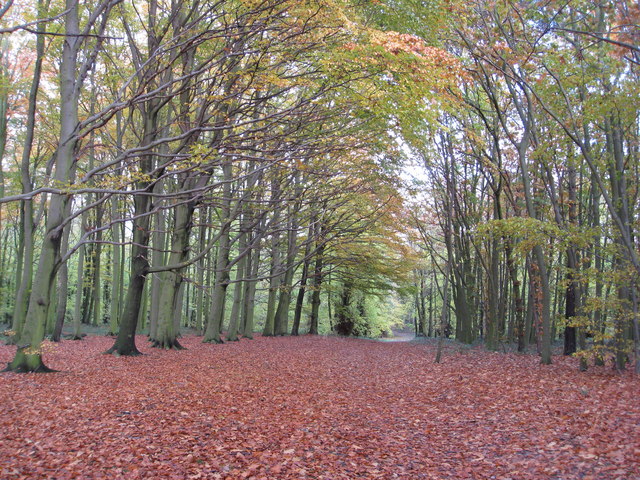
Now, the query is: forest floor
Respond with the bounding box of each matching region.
[1,334,639,480]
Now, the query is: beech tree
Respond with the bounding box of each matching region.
[2,0,637,375]
[6,0,120,372]
[406,0,639,370]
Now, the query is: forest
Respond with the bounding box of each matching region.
[0,0,639,477]
[0,0,638,371]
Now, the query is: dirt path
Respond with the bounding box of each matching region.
[377,330,416,342]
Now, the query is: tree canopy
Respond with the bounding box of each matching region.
[0,0,638,375]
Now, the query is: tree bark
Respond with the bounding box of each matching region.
[263,180,283,337]
[435,264,451,364]
[7,0,91,372]
[10,0,46,340]
[148,204,166,341]
[152,201,195,349]
[226,223,246,342]
[274,198,300,336]
[242,217,264,339]
[51,210,72,342]
[292,223,314,335]
[203,161,233,344]
[308,233,325,335]
[105,192,152,356]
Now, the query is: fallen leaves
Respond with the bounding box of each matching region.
[0,335,638,479]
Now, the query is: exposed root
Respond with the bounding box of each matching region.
[3,362,57,373]
[103,345,142,356]
[150,339,185,350]
[202,336,224,344]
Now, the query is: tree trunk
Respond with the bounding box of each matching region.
[263,226,282,335]
[226,226,246,342]
[195,208,207,335]
[105,192,152,356]
[435,265,451,364]
[504,240,525,352]
[71,209,87,340]
[203,161,233,344]
[91,206,102,327]
[7,0,85,372]
[416,272,428,336]
[148,204,166,341]
[51,212,72,342]
[152,198,197,349]
[292,223,314,335]
[308,237,325,335]
[485,235,500,351]
[0,39,8,323]
[563,163,580,356]
[274,201,300,336]
[334,280,354,336]
[10,2,46,340]
[242,217,263,339]
[517,128,552,364]
[109,217,123,335]
[428,272,434,337]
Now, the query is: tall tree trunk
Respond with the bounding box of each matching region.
[417,272,428,336]
[109,215,123,335]
[91,206,102,327]
[108,111,124,335]
[152,201,195,349]
[10,0,46,340]
[106,190,152,355]
[0,38,8,322]
[428,270,434,337]
[263,181,283,337]
[195,208,207,335]
[503,239,524,352]
[334,280,354,335]
[435,264,451,364]
[51,210,72,342]
[203,161,233,344]
[517,125,552,364]
[7,0,85,372]
[0,230,9,323]
[242,216,264,339]
[490,175,525,352]
[274,198,300,336]
[148,204,166,341]
[173,281,185,333]
[81,249,93,324]
[308,231,325,336]
[226,224,246,342]
[263,244,281,336]
[107,0,168,355]
[485,234,500,351]
[71,209,87,340]
[292,222,314,336]
[563,163,580,356]
[606,118,634,370]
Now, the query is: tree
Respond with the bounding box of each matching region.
[7,0,120,372]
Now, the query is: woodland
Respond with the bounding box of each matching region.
[0,0,639,477]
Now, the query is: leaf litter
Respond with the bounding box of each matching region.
[1,335,638,479]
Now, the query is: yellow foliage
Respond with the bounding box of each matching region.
[23,340,57,356]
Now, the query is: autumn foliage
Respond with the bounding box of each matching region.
[1,336,638,479]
